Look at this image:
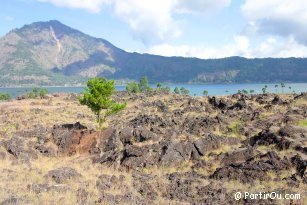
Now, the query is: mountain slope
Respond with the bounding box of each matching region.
[0,20,307,86]
[0,20,124,86]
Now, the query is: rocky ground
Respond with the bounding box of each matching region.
[0,91,306,205]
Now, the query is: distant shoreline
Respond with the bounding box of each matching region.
[1,81,307,89]
[1,83,306,98]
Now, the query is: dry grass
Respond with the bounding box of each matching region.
[293,98,307,106]
[0,95,98,135]
[226,120,245,138]
[0,93,306,204]
[0,154,135,204]
[297,119,307,127]
[142,160,194,176]
[0,95,135,204]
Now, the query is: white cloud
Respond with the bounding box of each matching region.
[112,0,231,44]
[241,0,307,45]
[37,0,231,44]
[148,35,251,58]
[175,0,231,14]
[113,0,180,44]
[37,0,111,13]
[253,37,307,58]
[148,35,307,58]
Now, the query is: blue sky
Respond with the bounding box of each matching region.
[2,0,307,58]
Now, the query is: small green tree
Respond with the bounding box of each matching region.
[156,82,162,89]
[28,87,39,98]
[180,87,190,95]
[139,76,150,92]
[274,84,278,93]
[262,85,268,94]
[202,90,208,96]
[39,88,48,98]
[26,87,48,99]
[79,77,126,129]
[126,82,140,93]
[164,86,171,93]
[174,87,180,94]
[249,89,255,94]
[241,89,248,94]
[0,93,11,101]
[281,83,285,93]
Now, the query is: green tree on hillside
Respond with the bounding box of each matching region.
[274,84,279,93]
[281,83,285,93]
[164,86,171,93]
[262,85,268,94]
[174,87,180,94]
[139,76,150,92]
[126,76,152,93]
[126,82,140,93]
[79,77,126,129]
[39,88,48,98]
[202,90,208,96]
[241,89,248,94]
[156,82,162,89]
[180,87,190,95]
[26,87,48,99]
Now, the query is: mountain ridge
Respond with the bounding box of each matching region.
[0,20,307,86]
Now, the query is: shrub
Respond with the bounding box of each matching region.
[297,119,307,127]
[0,93,11,101]
[156,83,170,93]
[164,86,171,93]
[241,89,248,94]
[126,76,151,93]
[126,82,140,93]
[228,120,243,136]
[180,87,190,95]
[174,87,180,94]
[139,76,150,92]
[39,88,48,98]
[203,90,208,96]
[262,85,268,94]
[26,87,49,99]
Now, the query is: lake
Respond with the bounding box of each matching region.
[1,83,306,98]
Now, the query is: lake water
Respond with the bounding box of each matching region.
[1,83,306,98]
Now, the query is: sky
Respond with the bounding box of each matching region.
[2,0,307,59]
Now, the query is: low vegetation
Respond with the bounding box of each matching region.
[202,90,208,96]
[126,76,151,93]
[227,120,244,137]
[174,86,180,94]
[0,93,11,101]
[126,76,173,94]
[297,119,307,127]
[25,87,48,99]
[180,87,190,95]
